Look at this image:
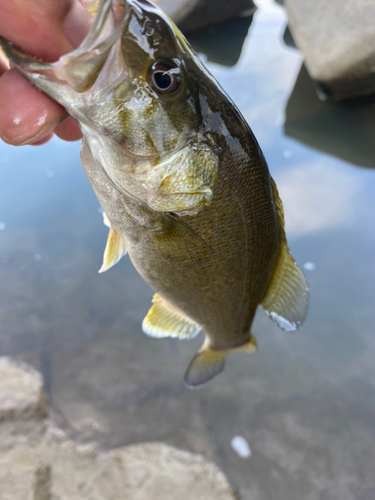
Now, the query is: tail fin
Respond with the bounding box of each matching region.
[184,336,257,389]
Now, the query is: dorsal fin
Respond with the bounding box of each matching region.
[99,225,127,273]
[260,178,309,331]
[142,294,201,339]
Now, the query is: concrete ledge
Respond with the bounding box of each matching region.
[285,0,375,100]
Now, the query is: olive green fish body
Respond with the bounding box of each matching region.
[83,88,280,346]
[0,0,309,387]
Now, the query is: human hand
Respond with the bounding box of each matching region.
[0,0,93,146]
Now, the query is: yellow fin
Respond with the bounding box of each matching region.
[184,335,257,389]
[142,294,201,339]
[261,179,309,331]
[99,225,127,273]
[102,211,111,228]
[232,334,258,354]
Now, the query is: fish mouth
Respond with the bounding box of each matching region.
[0,0,129,94]
[0,0,166,93]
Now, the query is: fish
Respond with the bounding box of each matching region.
[0,0,309,388]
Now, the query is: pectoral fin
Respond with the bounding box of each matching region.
[102,211,111,228]
[261,179,309,331]
[184,336,257,389]
[142,294,201,339]
[99,225,127,273]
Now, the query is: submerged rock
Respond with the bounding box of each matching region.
[285,64,375,169]
[0,357,48,422]
[285,0,375,100]
[112,443,236,500]
[0,356,236,500]
[155,0,256,33]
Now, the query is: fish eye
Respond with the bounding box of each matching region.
[148,60,181,96]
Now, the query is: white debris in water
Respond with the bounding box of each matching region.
[283,149,292,159]
[0,222,6,230]
[33,254,42,262]
[231,436,252,459]
[303,262,316,271]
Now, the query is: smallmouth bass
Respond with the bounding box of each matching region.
[0,0,309,387]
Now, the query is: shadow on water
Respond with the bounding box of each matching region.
[285,64,375,169]
[186,15,254,67]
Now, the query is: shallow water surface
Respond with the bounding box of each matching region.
[1,1,375,499]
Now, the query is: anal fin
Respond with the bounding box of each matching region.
[261,179,309,331]
[142,294,201,339]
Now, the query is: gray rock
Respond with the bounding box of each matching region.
[285,0,375,100]
[112,443,236,500]
[0,357,48,422]
[0,357,236,500]
[0,455,42,500]
[1,438,237,500]
[156,0,256,33]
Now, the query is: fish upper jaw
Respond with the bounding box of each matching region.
[0,0,128,107]
[55,0,127,93]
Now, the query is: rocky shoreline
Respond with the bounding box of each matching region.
[0,357,236,500]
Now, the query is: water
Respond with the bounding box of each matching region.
[1,1,375,499]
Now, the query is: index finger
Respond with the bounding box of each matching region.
[0,0,92,145]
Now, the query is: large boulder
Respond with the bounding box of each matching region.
[285,0,375,100]
[110,443,236,500]
[0,357,48,422]
[0,356,236,500]
[1,439,237,500]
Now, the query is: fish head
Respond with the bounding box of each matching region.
[0,0,221,214]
